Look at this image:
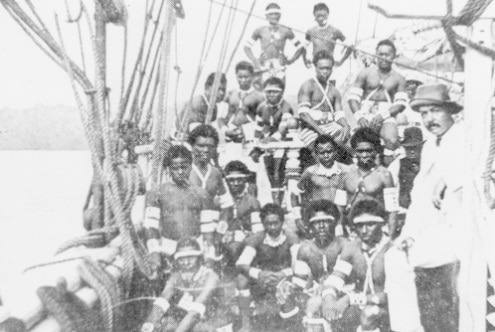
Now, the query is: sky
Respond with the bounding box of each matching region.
[0,0,411,110]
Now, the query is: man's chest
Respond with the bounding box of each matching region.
[159,189,204,212]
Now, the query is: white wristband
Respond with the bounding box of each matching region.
[188,302,206,318]
[216,220,229,235]
[282,268,293,277]
[249,267,261,279]
[147,239,160,254]
[153,298,170,314]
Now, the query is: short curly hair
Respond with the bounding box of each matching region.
[188,124,219,146]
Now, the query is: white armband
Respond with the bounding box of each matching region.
[153,298,170,314]
[334,110,346,122]
[249,267,261,279]
[334,259,353,276]
[383,187,399,212]
[251,223,264,233]
[234,230,247,242]
[200,210,220,223]
[201,222,217,233]
[334,189,348,206]
[141,323,155,332]
[188,302,206,318]
[324,275,345,292]
[292,206,302,219]
[393,91,409,106]
[291,276,308,289]
[348,87,364,103]
[280,306,300,319]
[236,246,256,266]
[293,259,310,277]
[250,212,261,223]
[348,292,367,306]
[143,207,160,230]
[147,238,160,254]
[219,192,234,209]
[216,220,229,235]
[298,102,311,114]
[293,39,303,50]
[160,237,178,256]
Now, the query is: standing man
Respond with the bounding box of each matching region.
[298,50,351,149]
[347,39,408,155]
[244,2,304,83]
[303,3,352,68]
[399,84,464,332]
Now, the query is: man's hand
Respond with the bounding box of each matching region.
[322,298,344,321]
[335,60,343,67]
[357,117,370,128]
[304,59,312,68]
[149,252,162,274]
[370,114,384,131]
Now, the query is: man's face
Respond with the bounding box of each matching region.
[315,58,333,83]
[314,9,329,27]
[266,12,281,25]
[193,136,216,164]
[376,45,395,71]
[310,212,335,245]
[404,145,422,162]
[264,84,283,105]
[406,81,421,100]
[176,250,200,272]
[226,171,247,197]
[354,215,382,247]
[315,142,336,168]
[418,105,455,137]
[263,213,283,238]
[355,141,377,169]
[169,157,192,186]
[217,83,227,102]
[236,70,253,91]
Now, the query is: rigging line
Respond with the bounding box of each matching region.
[225,0,257,72]
[173,23,182,120]
[222,0,239,70]
[120,24,129,114]
[206,0,463,86]
[203,0,229,64]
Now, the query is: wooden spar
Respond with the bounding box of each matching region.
[150,0,176,186]
[2,244,121,330]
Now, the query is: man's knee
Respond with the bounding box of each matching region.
[380,123,399,150]
[306,296,323,317]
[237,274,250,289]
[360,305,386,330]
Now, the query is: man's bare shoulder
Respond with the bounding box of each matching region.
[245,231,266,248]
[340,238,362,259]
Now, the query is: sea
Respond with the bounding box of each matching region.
[0,150,92,301]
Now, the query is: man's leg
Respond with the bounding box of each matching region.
[236,274,253,332]
[380,120,399,166]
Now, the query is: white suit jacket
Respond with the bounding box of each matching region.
[402,121,464,268]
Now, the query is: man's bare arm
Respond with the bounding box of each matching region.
[348,69,367,114]
[298,82,326,134]
[383,170,399,239]
[389,75,408,117]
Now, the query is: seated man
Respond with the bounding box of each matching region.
[280,200,348,332]
[321,199,392,332]
[140,238,231,332]
[298,50,351,149]
[178,72,227,134]
[297,135,347,237]
[244,2,304,84]
[303,3,352,68]
[235,203,299,331]
[221,61,265,142]
[347,39,408,156]
[143,145,216,273]
[343,128,398,238]
[222,160,261,266]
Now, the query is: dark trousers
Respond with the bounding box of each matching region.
[414,262,459,332]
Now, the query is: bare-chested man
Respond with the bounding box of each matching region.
[220,61,265,142]
[343,128,398,238]
[144,145,215,273]
[321,199,392,332]
[297,135,347,237]
[302,3,352,68]
[179,73,227,134]
[244,2,303,83]
[347,39,408,155]
[298,50,351,149]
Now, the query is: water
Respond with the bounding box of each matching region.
[0,150,92,300]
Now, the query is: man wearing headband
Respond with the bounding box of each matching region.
[342,128,399,238]
[140,238,231,332]
[220,61,265,143]
[177,72,227,135]
[292,200,348,332]
[297,135,347,237]
[298,50,351,149]
[321,199,392,332]
[235,203,299,331]
[302,3,352,69]
[144,145,216,275]
[348,39,408,158]
[244,3,303,83]
[221,160,260,266]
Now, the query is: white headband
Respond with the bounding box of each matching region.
[266,8,281,15]
[264,87,283,92]
[353,215,385,224]
[309,215,335,223]
[225,174,248,180]
[174,250,202,260]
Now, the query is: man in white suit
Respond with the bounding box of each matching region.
[399,83,464,332]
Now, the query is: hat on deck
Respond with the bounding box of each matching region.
[401,127,424,147]
[410,84,462,113]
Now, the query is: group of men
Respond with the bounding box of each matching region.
[140,2,466,332]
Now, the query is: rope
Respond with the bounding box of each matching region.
[206,0,464,86]
[225,0,257,72]
[484,97,495,208]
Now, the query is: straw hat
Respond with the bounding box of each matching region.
[410,84,462,113]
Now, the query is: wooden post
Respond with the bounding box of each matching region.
[459,18,495,332]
